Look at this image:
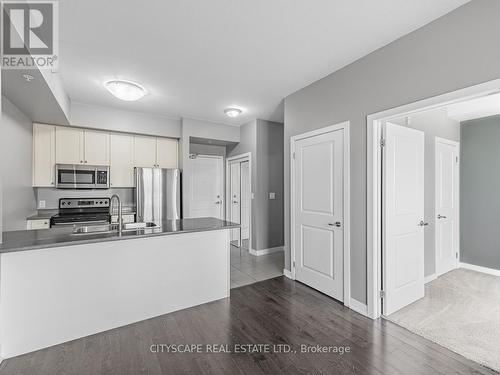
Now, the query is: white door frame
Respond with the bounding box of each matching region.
[188,154,225,219]
[226,153,252,251]
[290,121,351,307]
[367,78,500,319]
[434,136,460,277]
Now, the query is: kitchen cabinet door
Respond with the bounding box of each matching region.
[110,133,135,187]
[134,136,157,167]
[56,127,84,164]
[156,138,178,168]
[84,130,110,165]
[33,123,56,187]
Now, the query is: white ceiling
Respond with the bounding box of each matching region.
[59,0,469,126]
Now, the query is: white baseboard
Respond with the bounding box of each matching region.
[424,273,437,284]
[349,298,368,317]
[249,246,284,256]
[460,262,500,277]
[283,269,293,279]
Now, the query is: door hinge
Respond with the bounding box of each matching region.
[456,156,459,163]
[292,152,296,159]
[456,252,459,259]
[380,138,386,148]
[380,290,386,299]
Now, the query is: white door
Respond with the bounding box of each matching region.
[32,123,55,187]
[294,129,344,301]
[189,155,224,219]
[157,138,178,168]
[240,161,251,241]
[110,133,135,187]
[383,122,425,315]
[84,130,110,166]
[56,127,84,165]
[435,138,459,276]
[229,162,241,244]
[134,136,157,168]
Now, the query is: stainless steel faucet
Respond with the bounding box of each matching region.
[110,194,123,236]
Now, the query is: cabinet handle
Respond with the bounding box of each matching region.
[80,160,83,164]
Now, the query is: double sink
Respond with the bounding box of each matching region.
[72,222,159,235]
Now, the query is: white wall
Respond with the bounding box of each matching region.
[0,96,37,231]
[70,101,182,138]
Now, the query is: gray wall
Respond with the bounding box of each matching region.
[227,120,284,251]
[460,116,500,271]
[394,108,460,277]
[284,0,500,304]
[255,120,284,250]
[0,96,37,231]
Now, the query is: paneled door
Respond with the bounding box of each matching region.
[240,161,251,241]
[435,137,459,276]
[383,122,425,315]
[293,128,344,301]
[189,155,224,219]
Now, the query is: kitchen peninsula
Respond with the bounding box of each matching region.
[0,218,238,358]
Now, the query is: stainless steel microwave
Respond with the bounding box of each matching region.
[55,164,110,189]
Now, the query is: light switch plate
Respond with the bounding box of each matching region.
[269,192,276,200]
[39,200,46,209]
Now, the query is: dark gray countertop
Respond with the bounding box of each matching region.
[0,218,239,254]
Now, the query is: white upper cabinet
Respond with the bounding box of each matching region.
[55,127,110,166]
[33,123,56,187]
[34,124,178,187]
[157,138,178,168]
[134,136,157,167]
[84,130,110,165]
[56,127,84,165]
[110,133,135,187]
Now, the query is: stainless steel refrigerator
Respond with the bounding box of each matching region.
[135,168,181,225]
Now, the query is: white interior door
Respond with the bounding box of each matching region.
[383,122,425,316]
[240,161,250,241]
[189,155,223,219]
[229,162,241,245]
[435,138,459,276]
[294,129,344,301]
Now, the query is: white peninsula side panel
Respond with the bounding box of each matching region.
[0,229,230,358]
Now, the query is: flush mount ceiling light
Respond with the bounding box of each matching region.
[224,107,242,118]
[22,73,35,82]
[104,80,147,101]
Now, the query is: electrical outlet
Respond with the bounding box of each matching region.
[39,200,46,209]
[269,192,276,200]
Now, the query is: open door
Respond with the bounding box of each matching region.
[383,122,425,315]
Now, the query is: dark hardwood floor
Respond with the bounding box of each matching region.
[0,277,495,375]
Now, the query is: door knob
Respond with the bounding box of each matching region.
[437,214,447,219]
[328,222,341,227]
[419,220,429,226]
[214,201,221,205]
[233,200,239,204]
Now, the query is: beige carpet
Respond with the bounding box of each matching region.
[387,268,500,372]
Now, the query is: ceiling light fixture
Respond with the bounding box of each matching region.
[224,107,242,118]
[104,80,147,101]
[22,73,35,82]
